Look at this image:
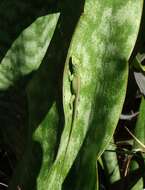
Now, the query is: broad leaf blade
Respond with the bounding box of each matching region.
[6,13,60,190]
[0,13,59,90]
[46,1,143,189]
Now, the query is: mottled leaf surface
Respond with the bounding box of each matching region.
[0,13,59,90]
[46,0,143,189]
[6,13,60,190]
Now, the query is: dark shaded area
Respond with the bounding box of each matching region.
[0,0,60,188]
[0,0,60,63]
[114,69,141,142]
[108,152,145,190]
[0,145,16,190]
[110,168,142,190]
[0,87,28,190]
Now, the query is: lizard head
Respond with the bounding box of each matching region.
[69,56,80,75]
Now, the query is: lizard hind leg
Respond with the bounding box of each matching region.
[68,71,74,81]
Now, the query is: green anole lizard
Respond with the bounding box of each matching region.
[69,56,80,120]
[67,56,80,149]
[61,56,80,169]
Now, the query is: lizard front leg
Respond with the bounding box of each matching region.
[69,94,75,110]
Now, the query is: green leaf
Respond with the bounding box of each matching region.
[0,0,59,62]
[0,13,59,90]
[9,102,60,190]
[131,53,145,72]
[102,139,121,186]
[130,97,145,190]
[8,0,85,188]
[46,0,143,189]
[7,13,61,190]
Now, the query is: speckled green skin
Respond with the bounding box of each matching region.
[46,0,143,189]
[65,57,81,155]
